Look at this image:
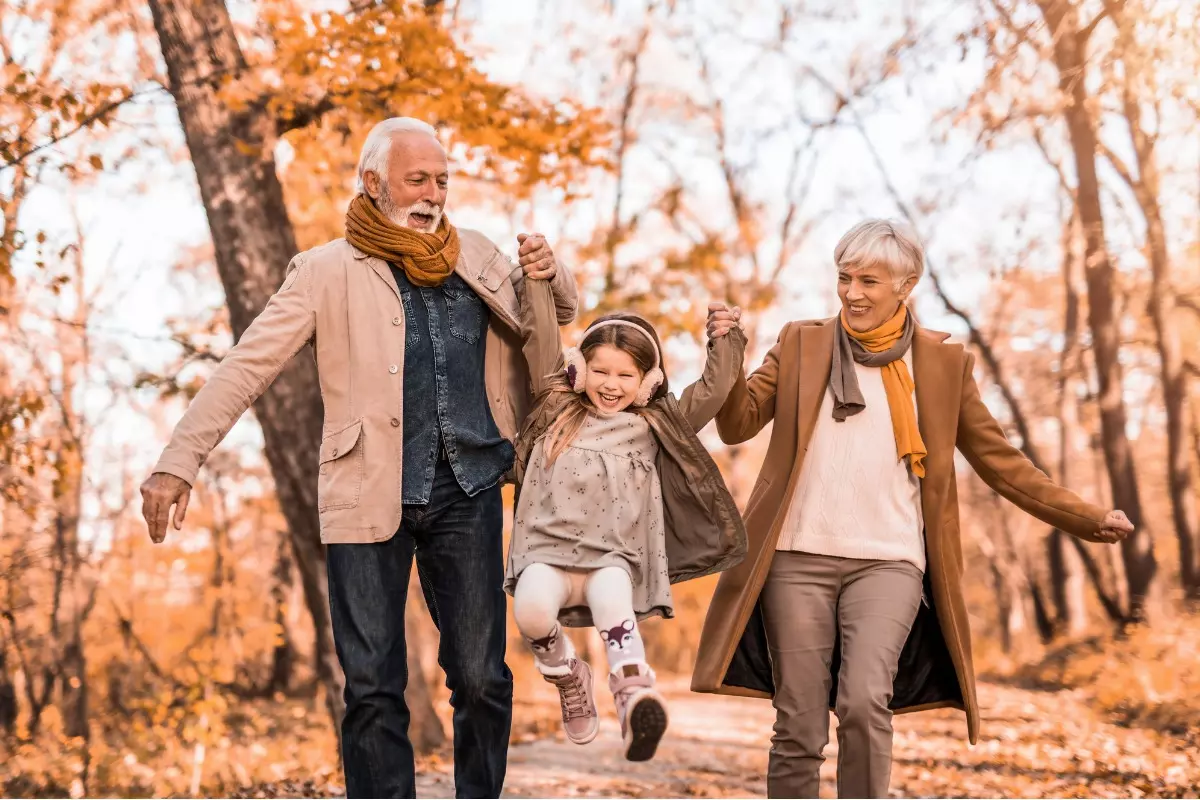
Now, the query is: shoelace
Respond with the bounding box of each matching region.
[559,674,591,720]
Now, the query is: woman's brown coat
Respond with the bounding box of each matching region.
[690,318,1108,744]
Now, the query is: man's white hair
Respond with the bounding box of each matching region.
[355,117,440,194]
[834,218,925,289]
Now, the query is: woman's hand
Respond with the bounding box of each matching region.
[1096,509,1134,543]
[706,302,742,339]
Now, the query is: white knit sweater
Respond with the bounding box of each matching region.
[776,350,926,572]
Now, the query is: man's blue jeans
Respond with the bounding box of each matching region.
[327,459,512,798]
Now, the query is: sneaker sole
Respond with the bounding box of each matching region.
[624,693,668,762]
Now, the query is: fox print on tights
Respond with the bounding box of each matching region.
[530,629,560,656]
[600,618,646,668]
[601,620,636,651]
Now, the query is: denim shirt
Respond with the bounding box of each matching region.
[391,266,515,504]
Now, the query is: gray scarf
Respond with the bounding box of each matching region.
[830,311,916,421]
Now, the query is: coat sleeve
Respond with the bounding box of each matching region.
[955,351,1107,540]
[677,328,748,432]
[519,274,566,397]
[548,256,579,324]
[715,323,787,445]
[153,254,318,486]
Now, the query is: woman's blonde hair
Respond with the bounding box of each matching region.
[541,312,668,466]
[834,218,925,290]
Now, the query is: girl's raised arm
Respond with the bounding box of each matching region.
[677,322,747,433]
[520,275,567,396]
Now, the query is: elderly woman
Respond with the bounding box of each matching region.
[693,219,1133,798]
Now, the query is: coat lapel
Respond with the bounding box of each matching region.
[912,327,956,554]
[351,246,403,305]
[795,321,835,454]
[912,326,955,458]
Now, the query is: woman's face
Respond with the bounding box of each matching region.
[584,344,644,414]
[837,263,914,332]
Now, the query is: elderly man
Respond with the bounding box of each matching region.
[139,117,578,798]
[693,219,1133,798]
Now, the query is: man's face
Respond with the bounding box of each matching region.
[837,262,914,332]
[365,132,449,232]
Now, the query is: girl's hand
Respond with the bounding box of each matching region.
[706,302,742,339]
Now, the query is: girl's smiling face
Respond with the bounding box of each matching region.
[583,344,644,414]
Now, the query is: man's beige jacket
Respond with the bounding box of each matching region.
[153,231,578,544]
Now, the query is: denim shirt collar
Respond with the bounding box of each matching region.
[350,241,520,333]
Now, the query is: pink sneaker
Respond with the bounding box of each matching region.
[545,658,599,745]
[608,662,668,761]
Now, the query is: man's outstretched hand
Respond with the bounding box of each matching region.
[140,472,192,544]
[1096,509,1134,544]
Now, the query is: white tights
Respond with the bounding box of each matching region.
[513,563,647,673]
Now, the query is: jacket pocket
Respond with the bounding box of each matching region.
[475,251,512,292]
[318,419,364,512]
[445,286,483,343]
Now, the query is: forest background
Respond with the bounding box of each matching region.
[1,0,1199,796]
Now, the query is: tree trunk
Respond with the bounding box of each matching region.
[268,533,298,695]
[59,636,87,739]
[0,650,16,735]
[52,454,90,785]
[989,558,1013,653]
[52,246,90,779]
[1048,211,1088,635]
[146,0,345,728]
[1106,0,1199,600]
[1036,0,1155,622]
[1191,395,1200,515]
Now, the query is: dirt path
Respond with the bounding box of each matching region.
[414,678,1200,798]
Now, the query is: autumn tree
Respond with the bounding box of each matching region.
[1096,0,1199,601]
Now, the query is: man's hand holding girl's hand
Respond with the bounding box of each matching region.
[706,302,743,339]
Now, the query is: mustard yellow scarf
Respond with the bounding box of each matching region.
[344,194,459,287]
[831,305,926,478]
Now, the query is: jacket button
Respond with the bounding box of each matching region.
[390,418,400,427]
[389,365,398,374]
[392,316,401,326]
[332,447,338,457]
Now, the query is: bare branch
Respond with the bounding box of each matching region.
[1068,535,1126,620]
[1,88,148,170]
[1077,6,1113,45]
[109,598,171,682]
[851,115,1052,472]
[1031,127,1075,198]
[1179,295,1200,319]
[1096,138,1139,192]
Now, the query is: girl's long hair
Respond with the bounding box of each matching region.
[541,312,669,466]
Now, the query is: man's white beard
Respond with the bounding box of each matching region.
[378,188,443,234]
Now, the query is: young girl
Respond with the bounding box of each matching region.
[505,275,748,761]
